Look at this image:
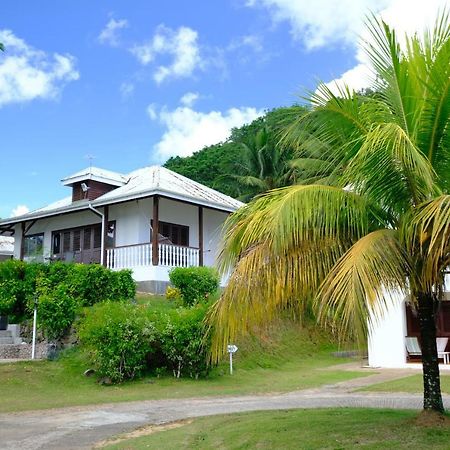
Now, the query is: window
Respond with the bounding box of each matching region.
[52,222,116,256]
[106,222,115,248]
[93,226,102,249]
[24,234,44,261]
[151,220,189,246]
[53,233,61,254]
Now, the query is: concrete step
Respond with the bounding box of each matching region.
[0,337,14,345]
[0,330,12,338]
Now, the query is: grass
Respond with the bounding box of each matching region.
[0,298,367,413]
[134,293,170,309]
[363,373,450,394]
[104,408,450,449]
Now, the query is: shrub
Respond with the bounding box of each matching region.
[0,260,135,325]
[0,281,18,316]
[169,266,219,306]
[165,286,182,301]
[67,265,135,306]
[36,283,78,341]
[0,260,47,321]
[78,302,155,383]
[109,269,136,302]
[158,303,211,379]
[77,300,211,383]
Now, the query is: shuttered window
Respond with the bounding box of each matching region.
[52,222,115,256]
[63,232,71,252]
[151,220,189,246]
[93,226,102,249]
[83,227,92,250]
[73,230,81,252]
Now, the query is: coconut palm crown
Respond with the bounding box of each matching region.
[208,12,450,413]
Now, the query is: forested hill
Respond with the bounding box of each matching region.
[163,106,305,200]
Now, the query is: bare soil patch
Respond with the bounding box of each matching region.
[94,419,193,448]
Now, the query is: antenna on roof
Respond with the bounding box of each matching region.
[84,154,96,171]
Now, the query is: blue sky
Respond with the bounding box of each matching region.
[0,0,445,218]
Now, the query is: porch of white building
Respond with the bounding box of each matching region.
[107,242,200,270]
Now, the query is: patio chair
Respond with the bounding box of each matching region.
[437,337,449,364]
[405,336,421,360]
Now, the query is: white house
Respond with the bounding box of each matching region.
[368,289,450,368]
[0,166,243,293]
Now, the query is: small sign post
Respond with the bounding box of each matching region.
[31,294,38,360]
[227,344,238,375]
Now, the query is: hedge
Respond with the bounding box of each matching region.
[78,302,156,382]
[0,260,136,339]
[78,301,211,383]
[169,266,219,306]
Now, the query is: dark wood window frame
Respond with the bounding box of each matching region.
[51,221,116,255]
[150,220,189,247]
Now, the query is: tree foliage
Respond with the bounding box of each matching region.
[164,106,305,200]
[208,12,450,413]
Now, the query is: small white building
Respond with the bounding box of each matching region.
[0,166,243,293]
[368,291,450,368]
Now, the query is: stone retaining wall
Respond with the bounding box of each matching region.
[0,343,48,359]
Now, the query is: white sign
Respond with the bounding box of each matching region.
[227,344,238,353]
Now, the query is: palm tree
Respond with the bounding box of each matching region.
[224,125,296,201]
[208,12,450,413]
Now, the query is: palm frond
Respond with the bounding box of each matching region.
[411,12,450,187]
[343,122,437,211]
[315,229,410,346]
[218,184,383,273]
[363,15,419,136]
[404,195,450,290]
[208,238,345,362]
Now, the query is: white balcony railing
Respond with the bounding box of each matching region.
[106,242,199,270]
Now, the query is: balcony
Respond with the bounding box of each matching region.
[106,242,200,270]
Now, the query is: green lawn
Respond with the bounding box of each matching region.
[363,373,450,394]
[0,311,367,413]
[104,408,450,449]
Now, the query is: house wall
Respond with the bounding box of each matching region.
[203,208,228,267]
[110,199,152,246]
[367,292,407,368]
[13,210,101,260]
[12,197,232,288]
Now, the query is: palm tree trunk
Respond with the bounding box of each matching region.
[417,292,444,413]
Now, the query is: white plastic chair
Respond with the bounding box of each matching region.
[437,337,449,364]
[405,337,421,360]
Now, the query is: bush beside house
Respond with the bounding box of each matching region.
[169,266,219,306]
[0,260,135,339]
[78,300,211,383]
[0,260,214,383]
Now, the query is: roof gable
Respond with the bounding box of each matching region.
[97,166,243,211]
[61,166,127,187]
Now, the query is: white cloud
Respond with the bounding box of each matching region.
[322,0,449,93]
[247,0,449,93]
[323,63,372,95]
[130,25,202,84]
[246,0,389,50]
[98,18,129,47]
[149,103,263,159]
[12,205,29,217]
[0,29,79,107]
[180,92,199,107]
